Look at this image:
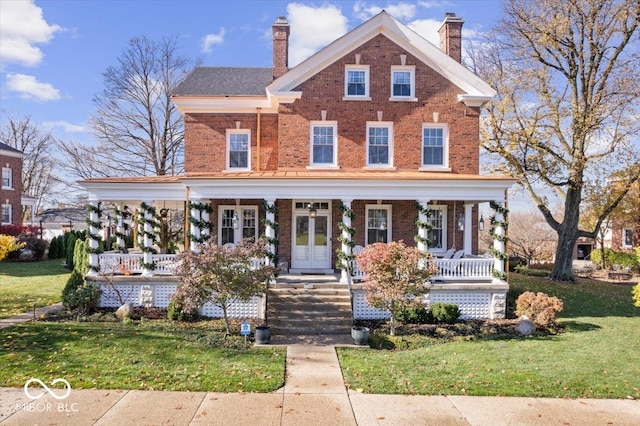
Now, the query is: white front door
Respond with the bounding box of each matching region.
[292,207,331,271]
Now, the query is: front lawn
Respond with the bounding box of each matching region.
[338,274,640,398]
[0,319,285,392]
[0,259,70,319]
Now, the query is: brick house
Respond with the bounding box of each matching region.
[1,142,25,226]
[80,12,514,321]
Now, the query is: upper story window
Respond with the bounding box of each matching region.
[366,122,393,168]
[309,121,338,167]
[344,65,370,100]
[365,205,391,244]
[622,228,634,248]
[226,130,250,170]
[1,204,11,225]
[421,124,449,170]
[1,168,12,189]
[390,66,416,100]
[427,205,447,252]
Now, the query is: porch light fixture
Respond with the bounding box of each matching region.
[479,214,485,231]
[458,214,464,231]
[232,211,239,229]
[308,204,317,218]
[378,213,387,231]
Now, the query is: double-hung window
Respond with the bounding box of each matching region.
[365,205,391,244]
[1,204,11,225]
[226,130,250,170]
[421,124,449,170]
[622,228,634,248]
[390,66,415,100]
[310,122,337,167]
[366,122,393,167]
[427,206,447,252]
[1,168,12,189]
[218,206,258,246]
[344,65,370,99]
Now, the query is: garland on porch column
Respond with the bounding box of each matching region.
[138,202,158,270]
[260,201,279,266]
[414,202,432,247]
[85,202,103,272]
[489,200,509,280]
[186,201,213,244]
[336,202,356,273]
[113,205,132,250]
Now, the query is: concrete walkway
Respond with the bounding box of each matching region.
[2,334,639,425]
[0,303,63,329]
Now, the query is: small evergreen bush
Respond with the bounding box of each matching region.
[429,302,461,324]
[61,271,101,314]
[48,237,58,259]
[167,300,198,321]
[632,283,640,308]
[65,232,77,269]
[515,291,563,327]
[394,305,432,324]
[515,266,551,277]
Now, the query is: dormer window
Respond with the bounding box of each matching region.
[226,129,251,170]
[344,65,370,100]
[390,66,416,101]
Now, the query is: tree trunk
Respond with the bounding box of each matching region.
[550,189,581,281]
[222,305,231,336]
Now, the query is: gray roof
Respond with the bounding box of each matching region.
[0,142,22,154]
[173,67,273,96]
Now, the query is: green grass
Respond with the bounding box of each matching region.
[0,319,286,392]
[0,259,70,319]
[338,274,640,398]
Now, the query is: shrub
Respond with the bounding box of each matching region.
[515,291,563,327]
[0,234,24,260]
[529,262,554,271]
[61,271,101,314]
[73,239,89,275]
[65,232,78,269]
[514,266,551,277]
[633,283,640,308]
[15,236,48,260]
[48,237,58,259]
[394,304,432,324]
[609,251,638,271]
[429,302,461,324]
[167,300,198,321]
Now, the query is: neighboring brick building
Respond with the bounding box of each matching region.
[0,142,24,226]
[80,12,515,320]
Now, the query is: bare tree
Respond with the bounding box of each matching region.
[477,0,640,280]
[508,211,558,266]
[59,35,193,178]
[0,115,59,218]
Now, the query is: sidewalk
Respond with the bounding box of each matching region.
[0,303,63,329]
[1,334,639,425]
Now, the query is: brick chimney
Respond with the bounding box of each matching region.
[272,16,290,80]
[438,13,464,63]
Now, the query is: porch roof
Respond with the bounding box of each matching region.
[79,170,515,203]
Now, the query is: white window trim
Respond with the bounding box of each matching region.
[419,123,451,171]
[1,168,12,190]
[622,228,633,248]
[217,205,259,246]
[343,65,371,100]
[1,204,12,225]
[365,204,392,245]
[389,65,417,101]
[308,121,338,169]
[365,121,394,168]
[427,205,448,253]
[226,129,251,171]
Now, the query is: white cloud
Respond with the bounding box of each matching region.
[42,121,86,133]
[407,18,441,46]
[6,73,60,101]
[0,0,62,67]
[353,2,416,21]
[201,28,226,54]
[287,3,348,66]
[417,1,451,8]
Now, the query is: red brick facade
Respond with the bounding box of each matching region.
[0,150,23,225]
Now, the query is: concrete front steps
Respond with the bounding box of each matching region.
[267,278,353,335]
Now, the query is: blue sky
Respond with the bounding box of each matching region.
[0,0,503,144]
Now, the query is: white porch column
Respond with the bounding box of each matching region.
[87,201,101,276]
[141,201,155,277]
[416,199,431,253]
[264,198,276,266]
[492,203,506,282]
[115,205,125,250]
[189,199,201,252]
[340,199,353,284]
[463,203,474,255]
[136,208,144,249]
[201,201,211,241]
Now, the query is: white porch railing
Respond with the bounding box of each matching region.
[98,253,268,275]
[350,254,495,282]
